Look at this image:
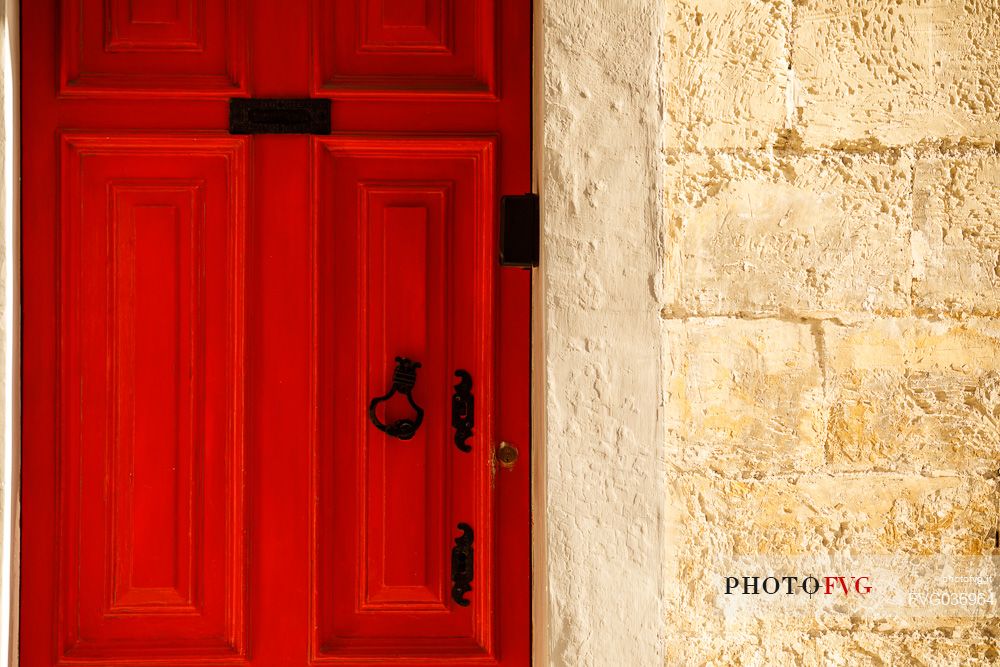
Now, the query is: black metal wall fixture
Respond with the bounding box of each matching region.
[500,193,539,268]
[451,523,474,606]
[452,370,474,452]
[228,98,332,135]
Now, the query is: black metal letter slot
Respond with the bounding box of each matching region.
[229,98,331,135]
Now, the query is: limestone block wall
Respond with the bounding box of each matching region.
[543,0,1000,664]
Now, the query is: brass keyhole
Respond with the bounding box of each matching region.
[496,442,519,470]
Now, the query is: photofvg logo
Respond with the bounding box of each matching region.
[715,555,1000,620]
[724,574,872,597]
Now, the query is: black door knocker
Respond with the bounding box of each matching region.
[368,357,424,440]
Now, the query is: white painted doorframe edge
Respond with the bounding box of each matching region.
[1,0,20,664]
[530,0,548,665]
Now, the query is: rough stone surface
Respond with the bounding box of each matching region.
[666,628,1000,666]
[664,0,790,150]
[912,147,1000,315]
[663,318,826,476]
[824,317,1000,476]
[673,472,992,559]
[545,0,1000,664]
[541,1,666,665]
[665,150,913,317]
[663,471,996,664]
[793,0,1000,148]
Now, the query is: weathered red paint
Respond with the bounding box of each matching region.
[21,0,531,664]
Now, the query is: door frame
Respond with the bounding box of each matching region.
[0,0,19,664]
[529,2,547,666]
[2,1,549,665]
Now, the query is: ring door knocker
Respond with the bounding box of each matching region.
[368,357,425,440]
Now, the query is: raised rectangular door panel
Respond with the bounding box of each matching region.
[57,135,248,662]
[106,0,203,51]
[311,0,495,97]
[311,136,498,661]
[61,0,248,95]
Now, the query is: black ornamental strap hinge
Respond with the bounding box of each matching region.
[452,370,474,453]
[499,193,539,268]
[451,523,474,606]
[229,98,331,135]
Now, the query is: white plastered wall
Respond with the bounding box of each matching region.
[536,1,667,665]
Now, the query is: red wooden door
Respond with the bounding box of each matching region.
[20,1,532,665]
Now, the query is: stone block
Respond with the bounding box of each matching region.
[667,151,913,316]
[793,0,1000,147]
[674,473,991,559]
[823,317,1000,475]
[665,0,789,150]
[664,472,995,661]
[912,149,1000,314]
[663,317,826,475]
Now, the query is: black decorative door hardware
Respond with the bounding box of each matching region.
[499,193,539,267]
[368,357,425,440]
[452,370,474,452]
[228,98,332,134]
[451,523,474,606]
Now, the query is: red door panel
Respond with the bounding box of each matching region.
[311,0,495,97]
[61,0,248,96]
[56,135,248,662]
[22,0,530,665]
[313,137,497,660]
